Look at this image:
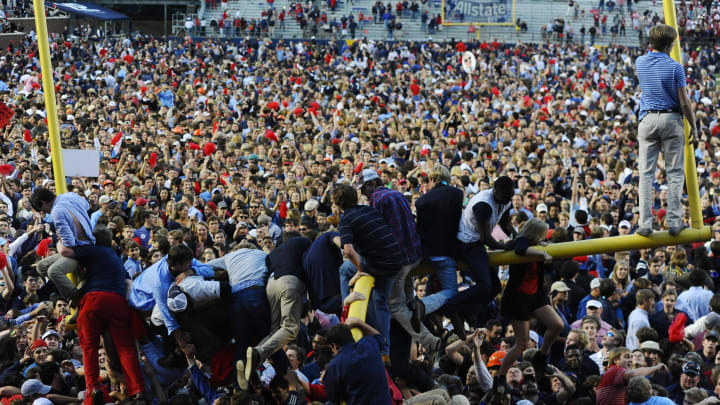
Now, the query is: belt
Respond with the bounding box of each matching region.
[232,279,264,293]
[646,108,680,114]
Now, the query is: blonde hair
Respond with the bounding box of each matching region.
[669,248,688,268]
[568,329,590,350]
[611,260,631,289]
[450,166,463,178]
[607,347,631,365]
[518,218,549,245]
[429,165,451,183]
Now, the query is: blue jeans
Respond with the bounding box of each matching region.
[421,257,458,314]
[457,242,497,304]
[231,286,271,361]
[339,260,394,354]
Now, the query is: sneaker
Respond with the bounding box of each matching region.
[68,288,83,309]
[635,227,653,236]
[245,347,260,381]
[236,360,248,391]
[410,297,425,333]
[669,224,688,236]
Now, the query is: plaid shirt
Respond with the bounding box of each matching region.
[370,186,422,265]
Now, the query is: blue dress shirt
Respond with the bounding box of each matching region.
[51,192,95,247]
[129,255,213,335]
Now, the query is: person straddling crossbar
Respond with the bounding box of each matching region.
[31,187,95,305]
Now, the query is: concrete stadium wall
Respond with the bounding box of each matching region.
[9,17,70,35]
[0,33,25,48]
[0,17,69,49]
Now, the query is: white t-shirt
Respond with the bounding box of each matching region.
[178,276,220,307]
[457,189,511,243]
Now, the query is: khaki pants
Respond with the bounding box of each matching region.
[388,260,439,350]
[638,112,685,229]
[404,388,451,405]
[255,275,306,360]
[37,254,80,299]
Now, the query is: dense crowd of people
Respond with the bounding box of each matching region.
[677,0,720,40]
[0,16,718,405]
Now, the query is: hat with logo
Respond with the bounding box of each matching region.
[682,362,701,376]
[167,285,188,313]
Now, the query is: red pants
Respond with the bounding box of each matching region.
[78,291,145,397]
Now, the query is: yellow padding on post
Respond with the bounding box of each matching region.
[348,275,374,342]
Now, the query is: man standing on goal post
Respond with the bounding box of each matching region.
[635,24,697,237]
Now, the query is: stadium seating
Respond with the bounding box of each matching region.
[194,0,664,44]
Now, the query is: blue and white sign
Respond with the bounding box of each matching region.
[49,2,128,20]
[442,0,515,25]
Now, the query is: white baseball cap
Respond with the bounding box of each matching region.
[586,300,603,309]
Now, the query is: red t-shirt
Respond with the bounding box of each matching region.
[596,366,627,405]
[518,262,539,295]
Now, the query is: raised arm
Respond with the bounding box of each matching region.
[548,364,576,400]
[344,316,380,336]
[472,330,493,391]
[0,259,14,299]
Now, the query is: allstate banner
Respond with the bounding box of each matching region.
[49,2,128,20]
[442,0,515,25]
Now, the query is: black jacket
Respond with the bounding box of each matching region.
[415,183,463,257]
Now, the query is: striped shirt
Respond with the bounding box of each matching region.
[636,51,686,121]
[338,205,404,275]
[596,366,627,405]
[370,187,422,265]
